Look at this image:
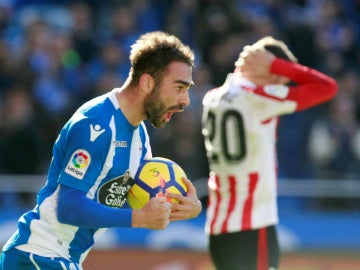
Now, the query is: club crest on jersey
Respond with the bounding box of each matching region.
[65,149,91,180]
[263,85,289,99]
[97,170,134,208]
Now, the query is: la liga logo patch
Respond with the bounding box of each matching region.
[65,149,91,180]
[72,152,89,168]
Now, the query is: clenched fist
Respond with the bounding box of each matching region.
[131,197,171,230]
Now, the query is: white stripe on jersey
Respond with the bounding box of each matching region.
[87,116,116,200]
[17,186,77,260]
[29,253,41,270]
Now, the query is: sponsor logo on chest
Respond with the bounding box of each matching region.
[97,171,134,208]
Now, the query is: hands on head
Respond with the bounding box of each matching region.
[237,45,276,80]
[131,177,202,230]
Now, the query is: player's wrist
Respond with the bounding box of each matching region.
[131,209,143,228]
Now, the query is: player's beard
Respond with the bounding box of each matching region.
[144,84,168,128]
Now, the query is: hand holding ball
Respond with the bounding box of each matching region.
[127,157,188,209]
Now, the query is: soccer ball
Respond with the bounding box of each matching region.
[127,157,188,209]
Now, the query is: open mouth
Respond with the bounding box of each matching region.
[164,111,174,122]
[163,106,184,122]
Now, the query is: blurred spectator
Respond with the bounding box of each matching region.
[0,40,17,95]
[131,0,166,33]
[165,0,198,48]
[84,39,129,98]
[308,94,360,180]
[277,110,315,179]
[307,93,360,210]
[101,3,140,53]
[0,86,44,174]
[0,85,45,207]
[68,1,98,64]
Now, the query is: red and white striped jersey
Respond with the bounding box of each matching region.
[202,58,337,235]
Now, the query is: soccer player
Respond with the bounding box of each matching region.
[201,36,338,270]
[0,31,202,270]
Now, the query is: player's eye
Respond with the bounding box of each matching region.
[176,84,190,92]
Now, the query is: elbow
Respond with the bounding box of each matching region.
[57,207,66,224]
[57,198,72,224]
[328,78,338,98]
[320,79,338,103]
[57,185,79,225]
[331,84,339,97]
[57,199,82,226]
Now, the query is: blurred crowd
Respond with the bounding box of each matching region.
[0,0,360,209]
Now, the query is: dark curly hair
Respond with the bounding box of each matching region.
[128,31,195,87]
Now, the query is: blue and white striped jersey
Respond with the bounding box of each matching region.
[3,89,152,265]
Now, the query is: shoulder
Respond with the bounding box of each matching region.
[202,86,223,105]
[77,93,115,121]
[62,95,116,142]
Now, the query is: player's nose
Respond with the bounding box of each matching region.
[179,91,190,107]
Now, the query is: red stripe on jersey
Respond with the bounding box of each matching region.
[209,175,221,235]
[220,175,237,233]
[257,227,268,270]
[241,173,259,230]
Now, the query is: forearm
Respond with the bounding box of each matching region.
[270,58,338,110]
[57,184,132,228]
[271,58,336,86]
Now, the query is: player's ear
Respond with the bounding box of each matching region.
[139,73,155,94]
